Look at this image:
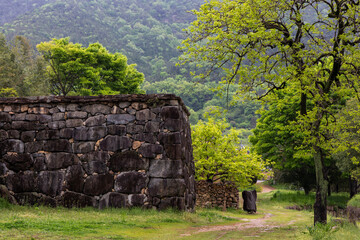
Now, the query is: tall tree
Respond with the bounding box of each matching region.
[37,38,144,96]
[180,0,360,224]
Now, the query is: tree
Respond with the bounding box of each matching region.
[192,114,265,188]
[37,38,144,96]
[180,0,360,224]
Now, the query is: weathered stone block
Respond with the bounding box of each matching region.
[107,114,135,125]
[107,125,126,135]
[158,197,185,211]
[44,140,72,152]
[149,160,183,178]
[82,104,111,115]
[25,141,45,153]
[39,115,52,123]
[133,133,157,144]
[99,136,131,151]
[32,153,47,171]
[0,113,11,122]
[74,127,107,141]
[3,153,32,172]
[0,130,8,141]
[148,179,185,197]
[0,185,17,205]
[21,131,36,142]
[144,121,159,133]
[83,161,107,175]
[14,192,56,207]
[161,106,180,119]
[164,144,182,160]
[114,172,147,194]
[66,104,79,111]
[6,171,37,192]
[7,130,19,139]
[119,102,130,108]
[242,190,257,213]
[61,191,96,208]
[25,114,39,121]
[109,151,148,172]
[85,115,106,127]
[126,123,144,134]
[65,165,85,192]
[6,139,25,153]
[99,192,128,209]
[67,111,88,119]
[48,121,66,129]
[52,113,65,121]
[0,162,8,176]
[136,109,156,121]
[83,174,113,196]
[59,128,74,139]
[79,151,110,163]
[73,142,95,153]
[66,119,83,128]
[45,152,79,170]
[159,132,181,144]
[12,121,45,131]
[162,119,182,132]
[128,194,147,207]
[37,171,65,197]
[13,113,26,121]
[36,130,60,140]
[138,144,163,158]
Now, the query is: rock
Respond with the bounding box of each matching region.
[67,111,88,119]
[99,192,128,209]
[6,171,37,192]
[99,136,131,151]
[12,121,45,131]
[7,130,19,139]
[13,113,26,121]
[138,144,163,158]
[79,151,110,163]
[242,190,257,213]
[119,102,131,108]
[48,121,66,129]
[20,131,36,142]
[65,119,83,128]
[83,174,114,196]
[0,185,17,205]
[44,140,72,152]
[107,125,126,135]
[66,104,79,111]
[65,165,85,192]
[72,142,95,153]
[109,151,148,172]
[161,106,180,119]
[52,113,65,121]
[83,161,107,175]
[39,115,52,123]
[114,171,147,194]
[126,123,144,134]
[74,127,107,141]
[0,162,8,175]
[32,153,47,171]
[107,114,135,125]
[144,121,159,133]
[0,113,11,122]
[82,104,111,115]
[14,192,56,207]
[158,197,185,211]
[25,141,45,153]
[6,139,25,153]
[59,128,74,139]
[149,159,183,178]
[133,133,157,144]
[164,144,182,160]
[61,191,96,208]
[37,171,65,197]
[3,153,33,172]
[159,132,181,144]
[45,152,79,170]
[128,194,147,207]
[136,109,156,121]
[148,179,185,198]
[85,115,106,127]
[36,130,60,140]
[0,130,8,141]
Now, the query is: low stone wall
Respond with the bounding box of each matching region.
[195,181,239,209]
[0,94,195,211]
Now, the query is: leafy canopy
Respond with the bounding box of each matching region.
[192,114,265,188]
[37,38,144,96]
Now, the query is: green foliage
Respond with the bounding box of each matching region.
[192,115,265,187]
[0,88,18,97]
[347,194,360,208]
[37,38,144,96]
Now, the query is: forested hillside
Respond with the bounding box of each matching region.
[0,0,259,129]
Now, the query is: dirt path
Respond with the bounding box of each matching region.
[180,183,279,238]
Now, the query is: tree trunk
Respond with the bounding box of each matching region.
[304,185,310,195]
[328,183,331,197]
[313,149,328,224]
[350,177,358,198]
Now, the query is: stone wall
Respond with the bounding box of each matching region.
[196,181,239,209]
[0,94,195,211]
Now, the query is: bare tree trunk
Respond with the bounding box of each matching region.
[350,177,358,199]
[313,148,328,224]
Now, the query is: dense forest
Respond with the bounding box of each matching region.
[0,0,259,129]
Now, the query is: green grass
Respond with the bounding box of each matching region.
[348,194,360,208]
[0,189,358,239]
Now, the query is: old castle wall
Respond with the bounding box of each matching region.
[0,94,195,211]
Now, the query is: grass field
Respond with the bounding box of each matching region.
[0,189,359,239]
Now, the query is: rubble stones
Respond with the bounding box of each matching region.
[0,95,195,211]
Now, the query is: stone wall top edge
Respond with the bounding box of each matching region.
[0,94,190,116]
